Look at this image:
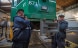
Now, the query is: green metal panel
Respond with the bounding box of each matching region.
[11,0,56,21]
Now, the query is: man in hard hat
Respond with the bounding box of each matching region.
[52,15,68,48]
[12,9,31,48]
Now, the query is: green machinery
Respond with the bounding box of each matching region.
[10,0,78,46]
[11,0,56,29]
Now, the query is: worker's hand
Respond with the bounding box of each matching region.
[25,17,28,20]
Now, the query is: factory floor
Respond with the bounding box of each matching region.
[0,28,78,48]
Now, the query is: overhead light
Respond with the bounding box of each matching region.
[73,13,78,20]
[1,0,9,3]
[75,17,78,20]
[74,15,78,18]
[1,0,12,3]
[1,5,11,7]
[74,13,78,17]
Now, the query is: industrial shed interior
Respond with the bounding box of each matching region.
[0,0,78,48]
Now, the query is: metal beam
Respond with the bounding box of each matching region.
[56,5,63,11]
[64,3,78,11]
[56,5,62,9]
[0,9,10,16]
[0,5,11,7]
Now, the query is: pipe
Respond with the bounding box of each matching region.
[0,0,1,8]
[0,9,9,16]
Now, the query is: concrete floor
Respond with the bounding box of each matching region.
[0,29,78,48]
[66,32,78,44]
